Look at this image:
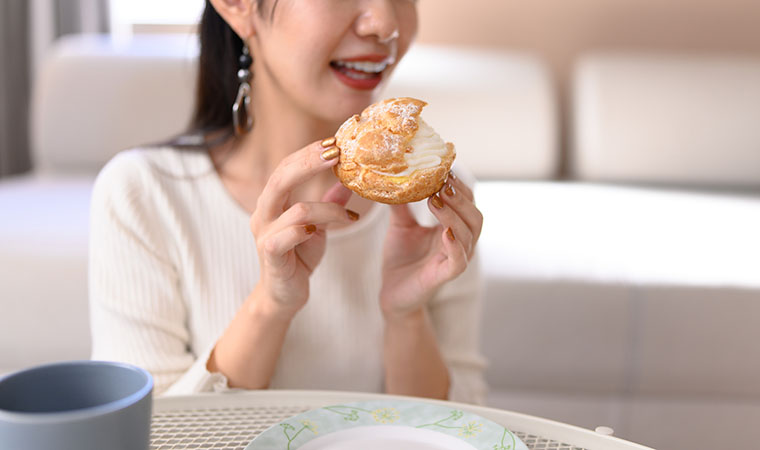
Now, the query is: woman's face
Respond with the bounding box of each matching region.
[248,0,418,123]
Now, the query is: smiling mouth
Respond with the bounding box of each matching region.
[330,60,391,80]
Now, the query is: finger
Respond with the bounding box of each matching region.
[448,172,474,202]
[389,203,419,228]
[437,226,469,282]
[322,181,353,207]
[427,194,475,257]
[275,201,359,231]
[258,140,340,220]
[439,179,484,244]
[260,224,319,267]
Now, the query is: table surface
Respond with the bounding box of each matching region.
[151,390,653,450]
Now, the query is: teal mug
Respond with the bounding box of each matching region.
[0,360,153,450]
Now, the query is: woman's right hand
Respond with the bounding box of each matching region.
[248,139,355,318]
[208,139,352,389]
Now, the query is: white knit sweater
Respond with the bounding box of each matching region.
[89,147,487,403]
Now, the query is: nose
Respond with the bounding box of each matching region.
[355,0,400,43]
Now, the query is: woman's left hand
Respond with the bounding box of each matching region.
[379,174,483,318]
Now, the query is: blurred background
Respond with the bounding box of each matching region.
[4,0,760,176]
[418,0,760,176]
[2,1,760,450]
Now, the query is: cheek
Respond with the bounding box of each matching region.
[267,31,330,92]
[279,25,339,77]
[397,5,419,59]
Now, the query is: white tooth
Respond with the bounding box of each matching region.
[350,62,368,71]
[358,62,376,72]
[339,60,387,73]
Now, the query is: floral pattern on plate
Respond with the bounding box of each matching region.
[246,400,529,450]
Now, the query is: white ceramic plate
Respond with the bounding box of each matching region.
[246,400,529,450]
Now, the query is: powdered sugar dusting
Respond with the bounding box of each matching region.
[388,100,422,121]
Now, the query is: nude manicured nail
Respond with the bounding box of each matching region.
[304,224,317,234]
[320,147,340,161]
[430,194,444,209]
[446,227,456,241]
[321,137,336,148]
[444,183,455,197]
[346,209,360,221]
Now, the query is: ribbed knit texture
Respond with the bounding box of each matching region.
[89,147,487,403]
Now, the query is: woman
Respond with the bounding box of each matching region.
[89,0,486,403]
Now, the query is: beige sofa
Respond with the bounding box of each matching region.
[2,34,759,450]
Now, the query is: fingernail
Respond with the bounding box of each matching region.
[448,172,457,181]
[320,147,340,161]
[304,224,317,234]
[321,137,336,148]
[346,209,360,221]
[430,194,444,209]
[444,183,455,197]
[446,227,456,241]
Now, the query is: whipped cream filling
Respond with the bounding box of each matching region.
[373,118,449,177]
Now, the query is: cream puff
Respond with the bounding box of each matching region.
[334,97,455,204]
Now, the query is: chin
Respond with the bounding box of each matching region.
[319,92,380,124]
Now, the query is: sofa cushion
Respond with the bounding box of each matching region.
[478,182,760,286]
[476,181,760,397]
[572,53,760,187]
[30,34,198,173]
[0,174,93,371]
[386,45,558,179]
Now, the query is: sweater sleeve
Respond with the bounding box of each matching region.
[428,253,489,405]
[88,151,228,396]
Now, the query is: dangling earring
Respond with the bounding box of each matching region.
[233,44,254,136]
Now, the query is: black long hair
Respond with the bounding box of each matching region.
[190,2,247,138]
[189,1,281,140]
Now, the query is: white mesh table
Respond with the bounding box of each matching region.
[151,390,653,450]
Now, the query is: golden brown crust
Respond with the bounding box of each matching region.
[334,97,455,204]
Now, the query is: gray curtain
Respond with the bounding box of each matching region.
[0,0,32,177]
[55,0,110,38]
[0,0,109,178]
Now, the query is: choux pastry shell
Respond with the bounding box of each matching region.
[334,97,455,204]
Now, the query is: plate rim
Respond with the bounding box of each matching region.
[246,399,526,450]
